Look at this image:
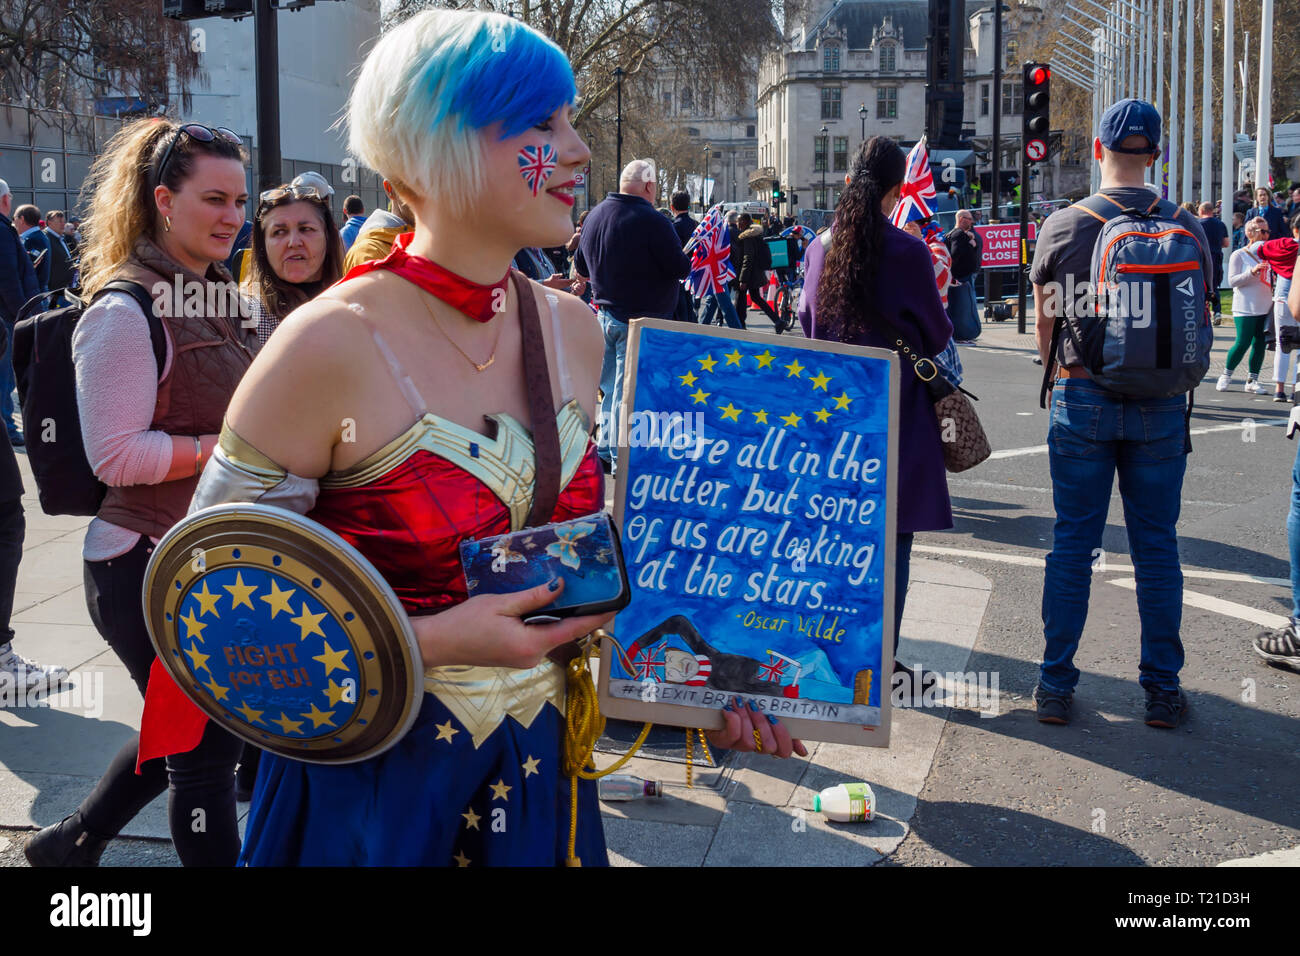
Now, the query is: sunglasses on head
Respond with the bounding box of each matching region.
[154,124,242,190]
[257,183,331,213]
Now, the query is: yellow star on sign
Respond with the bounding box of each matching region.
[755,349,775,368]
[753,409,769,425]
[291,602,328,641]
[435,720,460,743]
[462,807,482,830]
[201,675,230,702]
[312,641,350,676]
[784,358,805,378]
[324,678,352,707]
[183,642,210,674]
[521,755,541,778]
[235,700,265,726]
[781,412,802,428]
[724,348,744,366]
[813,408,832,423]
[697,354,718,372]
[833,390,852,410]
[719,402,742,422]
[191,581,221,617]
[180,609,207,642]
[489,778,512,801]
[453,850,471,867]
[260,579,296,619]
[678,370,698,387]
[689,387,711,405]
[222,572,257,610]
[300,702,336,729]
[272,712,304,735]
[810,370,832,391]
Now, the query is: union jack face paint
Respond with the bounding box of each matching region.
[517,143,558,197]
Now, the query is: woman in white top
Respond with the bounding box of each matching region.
[1218,216,1274,393]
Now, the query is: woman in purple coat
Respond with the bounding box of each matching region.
[798,137,954,698]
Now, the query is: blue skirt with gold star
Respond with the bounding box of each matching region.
[238,661,608,867]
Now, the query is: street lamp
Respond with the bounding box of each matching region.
[613,67,624,175]
[820,125,828,209]
[859,102,867,143]
[703,143,711,209]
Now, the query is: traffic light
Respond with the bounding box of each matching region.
[162,0,207,18]
[772,178,783,204]
[1022,63,1051,164]
[790,192,798,206]
[204,0,252,15]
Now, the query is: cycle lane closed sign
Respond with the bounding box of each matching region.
[977,222,1037,268]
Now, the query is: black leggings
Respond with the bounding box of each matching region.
[78,536,243,866]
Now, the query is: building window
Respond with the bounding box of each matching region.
[662,91,672,114]
[815,185,829,209]
[746,124,756,137]
[814,135,828,172]
[1002,81,1022,115]
[880,43,896,72]
[1005,39,1019,69]
[824,46,841,71]
[980,83,990,116]
[821,87,842,120]
[680,87,694,113]
[877,86,898,118]
[833,136,848,171]
[686,127,700,137]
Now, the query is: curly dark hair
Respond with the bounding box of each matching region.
[815,136,906,340]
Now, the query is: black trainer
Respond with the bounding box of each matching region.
[1034,685,1072,724]
[1144,687,1187,728]
[1254,619,1300,671]
[24,811,109,867]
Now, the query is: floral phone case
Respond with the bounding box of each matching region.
[459,512,630,622]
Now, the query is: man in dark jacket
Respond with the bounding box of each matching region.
[14,205,49,294]
[42,210,74,305]
[733,213,783,330]
[0,182,37,446]
[574,159,690,473]
[945,209,983,341]
[670,190,697,247]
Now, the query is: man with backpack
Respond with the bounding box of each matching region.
[733,213,783,331]
[1030,98,1215,730]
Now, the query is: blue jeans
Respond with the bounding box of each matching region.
[597,309,628,466]
[697,289,743,329]
[1040,379,1188,694]
[1289,440,1300,620]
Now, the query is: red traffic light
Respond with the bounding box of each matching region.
[1031,66,1050,85]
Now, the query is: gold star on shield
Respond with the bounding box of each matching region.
[291,602,327,641]
[521,756,541,778]
[719,401,742,422]
[453,850,471,867]
[689,387,711,405]
[697,354,718,372]
[813,408,832,423]
[272,712,304,735]
[235,700,265,726]
[754,349,775,369]
[809,370,832,391]
[201,675,230,702]
[833,390,852,410]
[324,678,352,707]
[183,642,211,674]
[260,579,296,619]
[191,582,221,617]
[222,572,257,610]
[435,720,460,743]
[180,609,207,642]
[781,412,802,428]
[724,348,744,366]
[312,641,350,676]
[784,358,805,378]
[489,779,512,801]
[678,370,698,387]
[300,702,336,729]
[462,807,482,830]
[753,409,769,425]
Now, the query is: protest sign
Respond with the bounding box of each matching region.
[599,319,899,747]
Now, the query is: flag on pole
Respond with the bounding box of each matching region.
[687,203,736,296]
[889,136,937,227]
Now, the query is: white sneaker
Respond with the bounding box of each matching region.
[1215,372,1232,391]
[0,644,69,698]
[1245,377,1261,393]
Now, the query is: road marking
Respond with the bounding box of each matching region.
[988,417,1286,460]
[946,477,1234,508]
[913,544,1290,587]
[1107,577,1288,628]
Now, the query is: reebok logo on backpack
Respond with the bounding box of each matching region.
[1047,193,1211,401]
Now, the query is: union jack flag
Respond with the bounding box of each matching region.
[889,136,937,228]
[517,143,558,197]
[631,647,665,681]
[756,650,801,687]
[688,204,735,296]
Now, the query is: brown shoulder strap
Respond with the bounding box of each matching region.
[512,270,561,528]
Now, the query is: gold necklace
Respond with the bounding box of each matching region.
[420,293,502,373]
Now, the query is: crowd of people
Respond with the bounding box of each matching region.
[0,9,1293,868]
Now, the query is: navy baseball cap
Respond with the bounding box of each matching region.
[1099,98,1162,154]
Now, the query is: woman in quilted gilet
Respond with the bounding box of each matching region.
[25,119,259,867]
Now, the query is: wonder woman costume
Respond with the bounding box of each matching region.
[137,240,609,866]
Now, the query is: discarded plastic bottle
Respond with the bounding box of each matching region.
[813,782,875,823]
[597,774,663,801]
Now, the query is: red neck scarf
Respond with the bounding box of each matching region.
[339,230,510,323]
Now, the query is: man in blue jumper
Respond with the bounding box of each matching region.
[574,159,690,473]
